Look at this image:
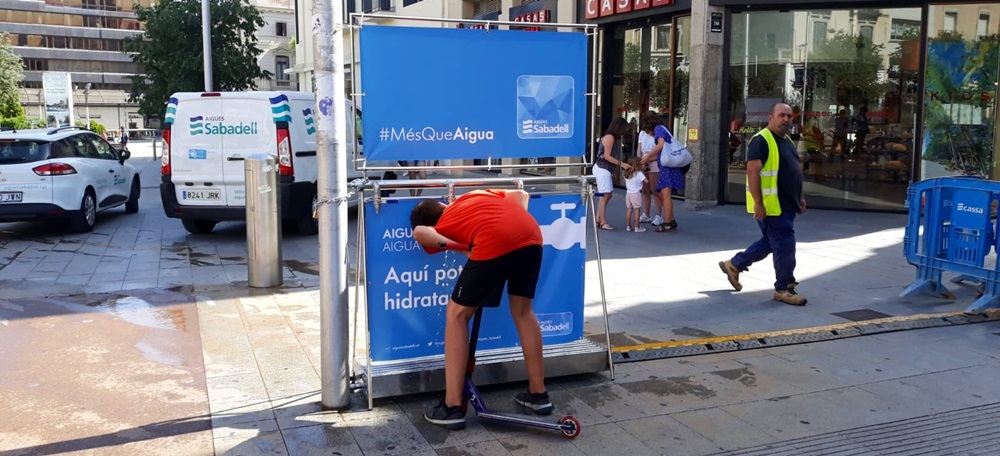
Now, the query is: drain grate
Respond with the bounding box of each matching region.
[831,309,894,322]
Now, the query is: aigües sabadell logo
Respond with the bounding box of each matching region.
[189,116,258,136]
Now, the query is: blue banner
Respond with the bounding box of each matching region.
[364,193,587,362]
[359,26,588,162]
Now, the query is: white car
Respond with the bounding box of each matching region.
[0,126,140,233]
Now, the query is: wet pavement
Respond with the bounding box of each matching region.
[0,288,212,455]
[2,142,1000,455]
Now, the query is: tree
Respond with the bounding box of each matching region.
[124,0,272,118]
[808,31,887,109]
[0,33,25,118]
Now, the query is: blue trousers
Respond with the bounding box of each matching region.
[731,211,797,291]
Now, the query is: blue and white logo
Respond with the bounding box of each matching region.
[188,149,207,160]
[516,75,574,140]
[536,312,573,337]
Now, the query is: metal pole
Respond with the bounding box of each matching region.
[245,154,283,288]
[84,83,91,126]
[202,0,213,91]
[315,0,350,408]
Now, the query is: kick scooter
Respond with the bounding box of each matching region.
[461,307,582,439]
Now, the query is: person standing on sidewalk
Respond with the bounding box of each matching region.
[593,118,633,231]
[636,111,663,226]
[410,189,553,430]
[719,103,808,306]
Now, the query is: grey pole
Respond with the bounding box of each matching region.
[202,0,213,91]
[314,0,350,408]
[245,154,282,288]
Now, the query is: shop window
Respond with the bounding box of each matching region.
[978,13,990,38]
[944,11,957,32]
[728,7,922,211]
[276,22,287,37]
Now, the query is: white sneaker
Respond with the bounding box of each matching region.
[651,215,664,226]
[626,226,633,232]
[639,214,651,223]
[634,227,647,233]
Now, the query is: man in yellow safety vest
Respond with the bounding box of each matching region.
[719,103,808,306]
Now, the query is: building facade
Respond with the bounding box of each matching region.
[254,0,299,91]
[3,0,149,129]
[585,0,1000,212]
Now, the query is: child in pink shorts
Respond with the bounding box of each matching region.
[623,156,647,232]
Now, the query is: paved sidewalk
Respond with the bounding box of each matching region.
[2,144,998,455]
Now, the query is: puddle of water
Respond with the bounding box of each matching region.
[284,260,319,276]
[81,295,189,332]
[134,339,184,367]
[672,327,717,338]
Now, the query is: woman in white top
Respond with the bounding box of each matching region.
[636,112,664,225]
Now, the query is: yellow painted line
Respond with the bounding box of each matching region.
[611,310,999,353]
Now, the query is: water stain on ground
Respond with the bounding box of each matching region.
[673,326,717,338]
[709,367,757,387]
[285,260,320,276]
[220,256,246,262]
[622,376,717,399]
[586,332,660,348]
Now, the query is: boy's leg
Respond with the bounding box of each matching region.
[509,295,545,394]
[444,301,477,407]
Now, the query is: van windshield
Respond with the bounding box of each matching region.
[0,140,51,164]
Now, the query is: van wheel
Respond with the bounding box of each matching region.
[125,179,140,214]
[182,219,217,234]
[70,190,97,233]
[297,194,319,235]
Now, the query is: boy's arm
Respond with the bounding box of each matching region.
[412,226,471,255]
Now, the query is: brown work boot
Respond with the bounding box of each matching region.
[773,283,807,306]
[719,260,743,291]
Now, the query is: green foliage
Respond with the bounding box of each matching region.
[124,0,271,118]
[1,99,24,119]
[74,119,107,134]
[808,31,888,106]
[0,33,25,118]
[0,116,44,130]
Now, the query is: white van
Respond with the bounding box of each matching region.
[160,91,383,234]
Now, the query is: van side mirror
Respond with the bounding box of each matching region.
[119,149,130,163]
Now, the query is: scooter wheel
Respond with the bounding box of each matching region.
[559,415,581,439]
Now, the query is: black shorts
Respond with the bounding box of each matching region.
[452,245,543,308]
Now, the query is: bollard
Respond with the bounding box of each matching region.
[245,154,283,288]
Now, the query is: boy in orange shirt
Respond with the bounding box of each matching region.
[410,189,552,430]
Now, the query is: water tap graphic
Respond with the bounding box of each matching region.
[540,202,585,251]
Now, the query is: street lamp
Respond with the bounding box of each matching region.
[83,83,91,127]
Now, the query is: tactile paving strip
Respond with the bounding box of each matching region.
[611,310,1000,364]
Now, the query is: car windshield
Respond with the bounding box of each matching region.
[0,140,51,164]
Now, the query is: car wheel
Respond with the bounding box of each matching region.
[125,179,140,214]
[296,193,319,235]
[70,190,97,233]
[181,219,217,234]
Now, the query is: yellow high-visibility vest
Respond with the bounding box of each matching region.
[745,128,784,216]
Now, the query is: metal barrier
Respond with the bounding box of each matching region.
[902,177,1000,313]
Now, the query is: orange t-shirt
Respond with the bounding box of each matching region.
[425,189,543,261]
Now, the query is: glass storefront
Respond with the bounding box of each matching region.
[727,7,922,211]
[922,4,1000,181]
[606,15,691,188]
